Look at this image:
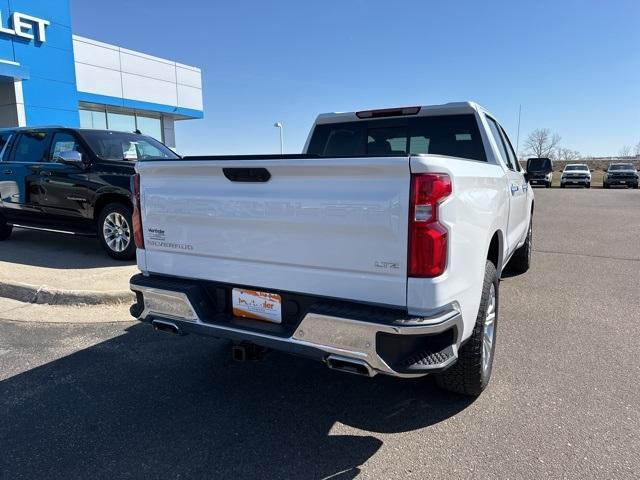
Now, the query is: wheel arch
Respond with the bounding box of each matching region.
[487,230,504,277]
[93,193,132,222]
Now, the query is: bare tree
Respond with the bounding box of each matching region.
[634,141,640,157]
[619,145,632,158]
[524,128,561,158]
[556,148,581,162]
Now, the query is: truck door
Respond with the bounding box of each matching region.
[484,116,528,254]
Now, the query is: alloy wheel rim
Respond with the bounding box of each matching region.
[103,212,131,252]
[482,283,496,374]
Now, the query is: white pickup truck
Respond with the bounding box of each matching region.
[129,102,534,396]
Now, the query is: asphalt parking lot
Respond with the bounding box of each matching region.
[1,188,639,479]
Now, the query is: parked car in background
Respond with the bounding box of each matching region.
[560,164,591,188]
[526,157,553,188]
[0,127,179,259]
[603,163,639,189]
[129,102,535,397]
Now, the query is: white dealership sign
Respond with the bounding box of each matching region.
[0,12,50,43]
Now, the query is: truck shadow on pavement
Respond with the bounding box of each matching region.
[0,323,475,479]
[1,228,134,269]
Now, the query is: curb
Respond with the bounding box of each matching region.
[0,279,134,306]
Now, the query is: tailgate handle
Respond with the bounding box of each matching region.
[223,167,271,183]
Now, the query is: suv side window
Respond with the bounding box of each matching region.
[13,131,50,163]
[49,132,85,162]
[485,116,514,170]
[0,132,13,161]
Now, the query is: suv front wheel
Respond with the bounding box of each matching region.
[98,203,136,260]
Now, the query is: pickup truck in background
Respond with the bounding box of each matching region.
[560,164,592,188]
[0,127,179,259]
[603,163,639,189]
[129,102,534,396]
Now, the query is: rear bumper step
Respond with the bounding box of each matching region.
[130,274,463,378]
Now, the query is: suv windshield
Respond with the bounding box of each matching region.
[79,131,179,161]
[527,158,552,172]
[608,164,636,171]
[564,165,588,171]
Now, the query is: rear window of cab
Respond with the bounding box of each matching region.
[307,114,486,162]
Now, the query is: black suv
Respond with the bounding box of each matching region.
[0,127,179,260]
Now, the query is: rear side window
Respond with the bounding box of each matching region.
[307,114,486,161]
[485,117,514,170]
[13,131,50,163]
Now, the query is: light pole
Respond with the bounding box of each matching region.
[274,122,283,154]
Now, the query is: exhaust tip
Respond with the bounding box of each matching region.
[151,320,181,335]
[326,355,374,377]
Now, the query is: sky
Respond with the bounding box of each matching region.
[71,0,640,157]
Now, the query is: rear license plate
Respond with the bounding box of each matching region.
[232,288,282,324]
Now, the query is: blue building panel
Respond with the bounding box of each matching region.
[0,0,201,140]
[7,0,72,29]
[24,105,80,127]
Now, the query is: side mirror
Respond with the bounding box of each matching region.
[55,150,86,169]
[590,169,594,173]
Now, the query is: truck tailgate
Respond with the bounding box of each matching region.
[137,157,410,307]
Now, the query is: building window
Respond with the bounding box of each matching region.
[80,107,164,143]
[135,115,162,142]
[107,112,136,133]
[79,109,107,129]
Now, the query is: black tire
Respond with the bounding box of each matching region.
[586,183,591,189]
[435,261,499,396]
[545,182,551,188]
[505,218,532,275]
[97,203,136,260]
[603,183,609,189]
[0,216,12,241]
[560,183,565,188]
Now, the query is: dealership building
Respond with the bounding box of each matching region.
[0,0,203,147]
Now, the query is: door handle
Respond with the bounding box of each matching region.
[510,184,520,194]
[40,170,52,176]
[2,169,11,175]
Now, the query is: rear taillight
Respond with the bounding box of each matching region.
[132,173,144,249]
[408,173,452,277]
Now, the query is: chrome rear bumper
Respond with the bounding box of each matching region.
[130,277,463,378]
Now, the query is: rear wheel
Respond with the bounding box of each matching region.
[435,261,499,396]
[98,203,136,260]
[0,216,12,241]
